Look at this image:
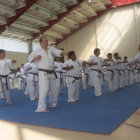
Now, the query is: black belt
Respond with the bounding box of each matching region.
[39,69,57,79]
[91,69,104,77]
[129,70,135,75]
[106,69,114,74]
[67,75,81,83]
[84,73,88,76]
[0,75,9,90]
[30,72,38,76]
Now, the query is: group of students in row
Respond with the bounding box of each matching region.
[0,37,140,112]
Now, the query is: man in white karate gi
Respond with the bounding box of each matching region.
[29,36,67,112]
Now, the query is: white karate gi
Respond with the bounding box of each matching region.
[134,65,139,83]
[29,46,62,112]
[113,58,120,90]
[0,58,12,104]
[20,67,26,89]
[118,59,124,88]
[26,62,39,101]
[64,59,82,102]
[16,72,23,90]
[9,74,14,89]
[105,60,114,92]
[88,55,104,96]
[54,61,63,95]
[23,62,31,95]
[82,65,89,90]
[124,62,129,86]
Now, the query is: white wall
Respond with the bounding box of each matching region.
[57,3,140,60]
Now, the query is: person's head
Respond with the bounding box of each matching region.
[118,56,122,60]
[39,36,48,49]
[94,48,100,56]
[17,68,20,72]
[124,56,127,61]
[107,53,112,59]
[68,51,76,61]
[21,64,24,68]
[114,53,119,59]
[0,49,5,59]
[55,57,61,62]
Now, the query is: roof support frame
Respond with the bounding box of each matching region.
[0,0,38,33]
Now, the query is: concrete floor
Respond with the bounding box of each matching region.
[0,108,140,140]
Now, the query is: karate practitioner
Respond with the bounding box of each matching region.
[104,53,114,92]
[123,56,129,86]
[88,48,104,96]
[16,68,23,90]
[25,62,39,101]
[23,61,31,95]
[113,53,120,91]
[82,64,89,90]
[20,64,24,88]
[54,57,64,95]
[29,36,67,112]
[0,49,16,105]
[63,51,91,102]
[9,72,15,89]
[118,57,124,88]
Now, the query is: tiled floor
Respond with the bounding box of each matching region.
[0,108,140,140]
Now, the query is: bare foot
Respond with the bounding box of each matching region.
[42,109,50,113]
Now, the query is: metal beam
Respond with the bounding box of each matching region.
[0,0,38,33]
[56,5,112,45]
[32,0,86,40]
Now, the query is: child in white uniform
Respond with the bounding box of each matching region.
[9,72,15,89]
[16,68,23,90]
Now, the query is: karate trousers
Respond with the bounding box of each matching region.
[36,71,58,112]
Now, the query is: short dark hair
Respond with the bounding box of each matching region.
[68,51,75,58]
[0,49,5,54]
[94,48,100,54]
[107,53,112,57]
[124,56,127,59]
[55,57,60,61]
[39,36,47,43]
[114,53,119,57]
[17,68,20,71]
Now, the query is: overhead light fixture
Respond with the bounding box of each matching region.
[88,0,92,2]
